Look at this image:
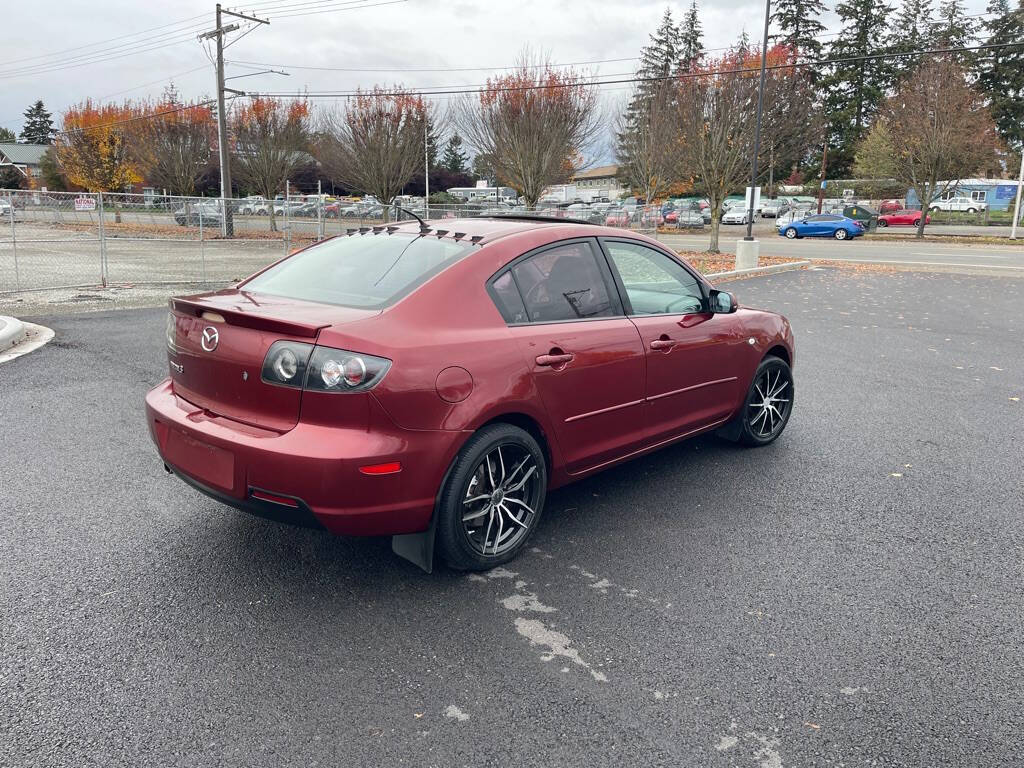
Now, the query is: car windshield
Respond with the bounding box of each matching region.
[241,232,478,308]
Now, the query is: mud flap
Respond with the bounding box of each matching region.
[715,414,743,442]
[391,515,437,574]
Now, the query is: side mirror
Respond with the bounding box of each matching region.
[710,290,737,314]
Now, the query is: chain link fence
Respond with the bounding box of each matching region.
[0,188,670,294]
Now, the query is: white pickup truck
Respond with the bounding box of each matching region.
[928,196,988,213]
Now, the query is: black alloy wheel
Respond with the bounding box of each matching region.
[739,356,794,446]
[436,424,547,570]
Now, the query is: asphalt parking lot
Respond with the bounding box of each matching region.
[2,267,1022,767]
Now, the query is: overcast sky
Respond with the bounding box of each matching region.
[2,0,990,160]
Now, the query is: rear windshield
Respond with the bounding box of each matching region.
[241,232,478,308]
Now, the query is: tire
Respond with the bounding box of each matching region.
[967,207,977,213]
[436,423,547,571]
[913,219,921,226]
[929,206,939,212]
[784,227,798,239]
[876,219,888,227]
[834,228,848,240]
[738,355,794,446]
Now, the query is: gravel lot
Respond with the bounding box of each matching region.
[2,267,1022,767]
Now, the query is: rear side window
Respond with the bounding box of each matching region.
[509,241,617,323]
[491,271,528,324]
[241,233,477,308]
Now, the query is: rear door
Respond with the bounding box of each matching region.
[599,238,744,442]
[489,239,648,474]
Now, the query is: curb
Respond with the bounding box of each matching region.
[706,260,811,282]
[0,315,27,353]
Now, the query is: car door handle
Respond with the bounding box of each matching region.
[650,338,677,350]
[536,353,574,367]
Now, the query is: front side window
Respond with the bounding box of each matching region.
[241,233,477,308]
[510,241,617,323]
[603,240,705,315]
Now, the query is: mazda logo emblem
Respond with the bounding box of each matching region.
[201,326,219,352]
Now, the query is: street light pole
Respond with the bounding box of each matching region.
[744,0,771,242]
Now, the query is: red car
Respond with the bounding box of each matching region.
[878,199,905,214]
[877,209,930,227]
[146,217,795,571]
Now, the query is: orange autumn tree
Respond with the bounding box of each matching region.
[231,97,310,230]
[456,50,600,208]
[56,100,142,219]
[317,87,429,220]
[132,99,215,196]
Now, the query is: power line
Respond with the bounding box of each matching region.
[223,9,1003,75]
[249,41,1024,100]
[269,0,409,20]
[0,12,208,68]
[0,25,208,79]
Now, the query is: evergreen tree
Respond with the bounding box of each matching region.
[0,127,15,143]
[821,0,895,176]
[425,116,440,169]
[617,9,680,181]
[675,1,704,73]
[976,0,1024,149]
[887,0,934,84]
[441,132,468,174]
[931,0,977,48]
[628,8,679,114]
[770,0,828,62]
[19,100,55,144]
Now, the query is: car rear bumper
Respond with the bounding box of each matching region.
[145,378,466,536]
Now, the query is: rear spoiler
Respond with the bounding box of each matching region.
[170,298,328,339]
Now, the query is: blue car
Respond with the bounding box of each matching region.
[778,213,865,241]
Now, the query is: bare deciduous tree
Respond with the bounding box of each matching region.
[456,51,600,208]
[675,52,759,252]
[856,58,998,237]
[132,101,214,196]
[316,87,428,221]
[231,98,310,231]
[615,83,679,205]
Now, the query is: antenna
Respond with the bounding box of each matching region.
[392,202,430,233]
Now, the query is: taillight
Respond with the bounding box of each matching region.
[261,341,313,387]
[261,341,390,393]
[166,312,177,350]
[305,346,391,393]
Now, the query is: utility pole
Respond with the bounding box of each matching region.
[743,0,770,243]
[200,4,268,237]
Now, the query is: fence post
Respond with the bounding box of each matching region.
[98,192,107,287]
[317,179,323,241]
[199,198,206,283]
[6,191,19,291]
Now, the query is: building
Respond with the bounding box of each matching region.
[447,182,518,203]
[569,165,624,202]
[0,143,47,187]
[906,178,1023,212]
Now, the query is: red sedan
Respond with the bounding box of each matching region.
[877,209,930,227]
[146,217,795,571]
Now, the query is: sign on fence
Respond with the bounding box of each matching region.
[74,196,96,212]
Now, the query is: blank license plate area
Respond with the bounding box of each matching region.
[164,428,235,491]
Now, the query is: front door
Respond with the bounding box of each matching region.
[600,238,744,443]
[493,239,648,474]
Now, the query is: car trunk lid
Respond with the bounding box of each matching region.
[167,289,379,431]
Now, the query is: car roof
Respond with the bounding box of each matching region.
[383,216,622,244]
